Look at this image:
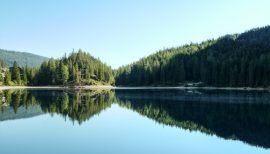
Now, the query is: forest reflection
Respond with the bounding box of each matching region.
[1,89,270,149]
[115,89,270,149]
[0,89,114,124]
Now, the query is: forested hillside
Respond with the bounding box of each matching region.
[0,50,114,86]
[0,49,48,67]
[36,50,114,85]
[115,26,270,87]
[1,26,270,87]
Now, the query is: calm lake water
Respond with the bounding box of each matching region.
[0,89,270,154]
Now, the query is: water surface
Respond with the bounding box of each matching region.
[0,89,269,154]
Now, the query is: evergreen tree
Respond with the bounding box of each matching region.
[5,72,11,85]
[12,61,21,85]
[23,68,28,85]
[60,62,69,85]
[115,26,270,88]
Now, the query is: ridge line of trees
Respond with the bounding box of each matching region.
[0,50,114,86]
[1,26,270,87]
[115,26,270,87]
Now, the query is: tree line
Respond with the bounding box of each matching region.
[0,60,36,86]
[1,26,270,87]
[115,26,270,87]
[0,50,115,86]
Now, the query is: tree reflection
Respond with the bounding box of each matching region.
[0,89,114,124]
[1,89,270,149]
[115,89,270,149]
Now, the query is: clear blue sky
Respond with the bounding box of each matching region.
[0,0,270,68]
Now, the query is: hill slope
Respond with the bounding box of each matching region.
[115,26,270,87]
[0,49,48,67]
[36,50,115,85]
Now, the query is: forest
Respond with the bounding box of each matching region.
[0,49,48,67]
[115,26,270,87]
[1,26,270,87]
[0,50,114,86]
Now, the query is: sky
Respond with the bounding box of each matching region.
[0,0,270,68]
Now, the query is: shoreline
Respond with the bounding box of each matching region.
[0,85,114,91]
[0,85,269,91]
[115,86,270,91]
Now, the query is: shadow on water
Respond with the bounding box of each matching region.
[1,89,270,149]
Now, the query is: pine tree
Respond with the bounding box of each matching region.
[74,64,80,85]
[60,62,69,85]
[23,68,28,85]
[5,72,11,85]
[12,61,21,85]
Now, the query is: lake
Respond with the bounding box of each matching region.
[0,88,270,154]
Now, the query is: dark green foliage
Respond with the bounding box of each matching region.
[0,60,3,84]
[22,67,28,85]
[11,61,21,85]
[4,72,11,85]
[115,26,270,87]
[0,49,48,67]
[35,50,114,85]
[0,60,38,86]
[0,50,114,86]
[5,61,36,86]
[1,26,270,87]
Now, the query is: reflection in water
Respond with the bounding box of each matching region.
[0,89,114,124]
[0,89,270,149]
[115,89,270,149]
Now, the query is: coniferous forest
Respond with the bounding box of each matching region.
[0,50,114,86]
[115,26,270,87]
[0,49,48,67]
[1,26,270,87]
